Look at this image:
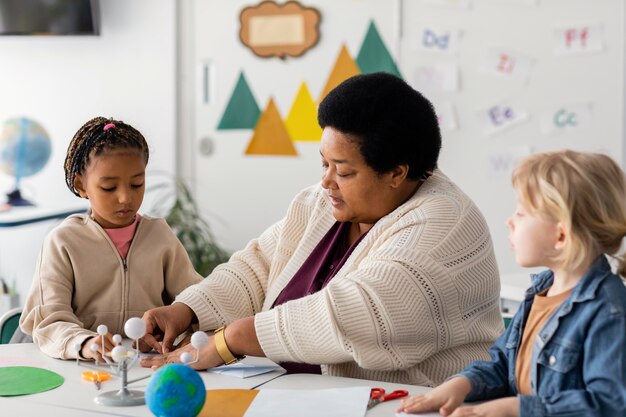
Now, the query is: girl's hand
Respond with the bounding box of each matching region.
[81,333,115,362]
[396,376,472,416]
[448,397,519,417]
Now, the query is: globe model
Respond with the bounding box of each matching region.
[0,117,52,205]
[145,363,206,417]
[0,117,51,178]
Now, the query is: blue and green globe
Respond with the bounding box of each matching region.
[0,117,51,178]
[0,117,52,206]
[145,363,206,417]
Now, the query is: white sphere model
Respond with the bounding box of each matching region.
[111,345,127,363]
[89,343,99,353]
[191,331,209,349]
[124,317,146,340]
[112,334,122,345]
[180,352,193,364]
[97,324,108,336]
[73,343,82,353]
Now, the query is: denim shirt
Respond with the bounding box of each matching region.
[458,256,626,417]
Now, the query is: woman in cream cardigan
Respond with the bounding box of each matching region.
[139,73,503,386]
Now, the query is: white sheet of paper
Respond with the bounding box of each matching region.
[417,26,460,55]
[479,99,529,136]
[413,63,459,93]
[243,387,370,417]
[542,103,592,135]
[208,362,283,378]
[553,24,604,55]
[481,48,533,84]
[488,145,533,180]
[434,101,458,131]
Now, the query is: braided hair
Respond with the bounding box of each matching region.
[64,117,149,197]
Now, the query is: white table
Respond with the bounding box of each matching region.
[1,343,442,417]
[0,203,88,228]
[0,343,285,417]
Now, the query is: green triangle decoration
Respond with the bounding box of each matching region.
[356,21,402,78]
[217,72,261,130]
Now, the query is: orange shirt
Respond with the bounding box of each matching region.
[515,288,573,394]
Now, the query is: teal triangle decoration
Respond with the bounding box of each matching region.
[356,21,402,78]
[217,72,261,130]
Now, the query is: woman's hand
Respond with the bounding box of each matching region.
[447,397,519,417]
[140,332,224,370]
[140,316,265,369]
[81,333,115,362]
[396,376,472,416]
[140,303,196,353]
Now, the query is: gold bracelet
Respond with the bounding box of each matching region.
[213,325,244,365]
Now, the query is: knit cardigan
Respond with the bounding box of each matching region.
[176,170,503,386]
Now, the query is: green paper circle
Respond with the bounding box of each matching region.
[0,366,64,396]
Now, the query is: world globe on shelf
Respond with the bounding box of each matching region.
[0,117,52,206]
[145,363,206,417]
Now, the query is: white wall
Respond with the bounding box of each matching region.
[185,0,625,290]
[0,0,177,304]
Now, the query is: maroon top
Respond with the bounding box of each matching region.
[272,221,368,374]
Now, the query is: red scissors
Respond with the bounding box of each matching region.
[367,387,409,409]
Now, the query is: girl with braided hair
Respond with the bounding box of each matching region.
[20,117,202,361]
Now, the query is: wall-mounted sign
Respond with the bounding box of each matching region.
[239,1,321,59]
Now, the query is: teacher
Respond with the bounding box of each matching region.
[141,72,503,386]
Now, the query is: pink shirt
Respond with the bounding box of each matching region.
[104,214,141,259]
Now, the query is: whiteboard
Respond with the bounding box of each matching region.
[189,0,625,286]
[398,0,625,284]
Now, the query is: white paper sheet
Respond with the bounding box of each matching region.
[243,387,371,417]
[478,99,529,136]
[541,103,592,135]
[434,101,458,131]
[553,24,604,55]
[413,63,459,93]
[488,145,533,180]
[417,26,460,55]
[481,48,533,84]
[208,361,283,379]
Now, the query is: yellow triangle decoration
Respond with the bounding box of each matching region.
[245,98,298,156]
[318,44,361,103]
[285,82,322,142]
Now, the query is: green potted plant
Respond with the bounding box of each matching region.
[148,175,230,277]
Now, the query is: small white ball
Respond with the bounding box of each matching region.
[124,317,147,340]
[89,343,99,353]
[190,331,209,349]
[73,343,82,353]
[180,352,193,364]
[112,334,122,345]
[97,324,108,336]
[111,345,127,362]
